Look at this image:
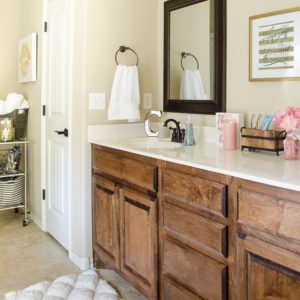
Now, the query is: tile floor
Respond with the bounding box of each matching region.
[0,210,146,300]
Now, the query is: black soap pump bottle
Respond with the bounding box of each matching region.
[184,115,196,146]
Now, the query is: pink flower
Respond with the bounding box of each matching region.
[273,107,300,134]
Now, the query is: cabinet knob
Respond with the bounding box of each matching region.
[237,231,247,240]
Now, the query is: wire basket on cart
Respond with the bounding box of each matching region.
[0,176,24,208]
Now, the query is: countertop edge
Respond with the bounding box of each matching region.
[89,138,300,193]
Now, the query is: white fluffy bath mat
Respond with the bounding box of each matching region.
[5,270,123,300]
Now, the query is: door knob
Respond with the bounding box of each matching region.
[55,128,68,137]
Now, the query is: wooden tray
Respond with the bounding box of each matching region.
[240,127,286,156]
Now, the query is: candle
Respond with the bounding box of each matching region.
[223,120,237,150]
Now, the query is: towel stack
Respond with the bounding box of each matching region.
[0,93,29,114]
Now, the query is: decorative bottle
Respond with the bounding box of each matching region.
[184,115,196,146]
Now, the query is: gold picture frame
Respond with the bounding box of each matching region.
[249,7,300,81]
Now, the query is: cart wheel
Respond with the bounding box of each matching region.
[15,208,19,213]
[23,219,28,226]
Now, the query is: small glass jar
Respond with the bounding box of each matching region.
[284,135,299,160]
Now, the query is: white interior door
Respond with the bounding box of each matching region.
[45,0,73,249]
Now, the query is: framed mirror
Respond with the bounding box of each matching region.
[163,0,226,114]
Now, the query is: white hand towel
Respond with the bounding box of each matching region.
[108,65,140,121]
[180,69,207,100]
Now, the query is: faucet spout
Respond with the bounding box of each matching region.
[163,119,185,143]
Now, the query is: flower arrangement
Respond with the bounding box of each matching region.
[272,107,300,135]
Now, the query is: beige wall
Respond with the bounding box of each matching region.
[85,0,159,126]
[19,0,43,223]
[0,0,22,98]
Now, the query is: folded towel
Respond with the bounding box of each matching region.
[180,69,207,100]
[108,65,140,121]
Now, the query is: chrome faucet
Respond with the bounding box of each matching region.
[144,110,162,137]
[163,119,185,143]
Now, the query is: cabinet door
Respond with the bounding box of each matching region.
[120,187,157,300]
[92,176,119,269]
[237,233,300,300]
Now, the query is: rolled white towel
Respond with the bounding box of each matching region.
[5,93,24,113]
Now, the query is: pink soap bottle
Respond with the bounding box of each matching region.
[223,119,237,150]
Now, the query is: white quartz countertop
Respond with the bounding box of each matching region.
[88,124,300,192]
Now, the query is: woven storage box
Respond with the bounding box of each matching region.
[241,127,286,155]
[0,176,24,208]
[0,109,29,140]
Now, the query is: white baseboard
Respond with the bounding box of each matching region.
[69,251,91,271]
[32,214,43,230]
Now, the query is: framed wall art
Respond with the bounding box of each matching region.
[249,7,300,81]
[18,33,37,83]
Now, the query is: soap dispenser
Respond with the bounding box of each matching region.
[184,115,196,146]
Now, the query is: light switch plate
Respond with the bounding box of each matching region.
[143,93,152,109]
[89,93,106,110]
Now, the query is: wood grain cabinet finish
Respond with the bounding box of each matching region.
[93,145,157,193]
[163,238,228,300]
[237,187,300,243]
[92,146,158,299]
[92,176,119,269]
[92,145,300,300]
[163,201,228,258]
[237,234,300,300]
[120,187,157,300]
[163,169,228,218]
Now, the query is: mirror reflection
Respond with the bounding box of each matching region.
[169,0,214,100]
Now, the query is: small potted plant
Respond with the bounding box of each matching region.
[273,107,300,160]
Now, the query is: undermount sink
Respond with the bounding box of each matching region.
[124,138,183,149]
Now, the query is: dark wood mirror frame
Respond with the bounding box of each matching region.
[163,0,226,115]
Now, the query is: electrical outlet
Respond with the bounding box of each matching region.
[143,93,152,109]
[89,93,106,110]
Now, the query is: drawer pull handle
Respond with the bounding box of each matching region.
[237,231,246,240]
[153,167,158,191]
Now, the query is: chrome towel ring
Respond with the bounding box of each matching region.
[115,46,139,66]
[181,52,199,70]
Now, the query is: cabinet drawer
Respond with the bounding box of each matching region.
[237,189,300,242]
[164,202,228,257]
[163,169,227,217]
[163,238,228,300]
[123,157,157,192]
[164,277,204,300]
[93,149,122,179]
[93,147,157,192]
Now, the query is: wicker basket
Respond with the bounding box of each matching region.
[240,127,286,156]
[0,176,24,208]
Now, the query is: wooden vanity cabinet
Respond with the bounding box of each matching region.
[92,175,120,270]
[92,145,158,300]
[92,143,300,300]
[236,179,300,300]
[160,162,233,300]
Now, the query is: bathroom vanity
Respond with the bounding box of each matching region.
[90,127,300,300]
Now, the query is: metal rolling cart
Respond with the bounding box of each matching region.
[0,140,29,226]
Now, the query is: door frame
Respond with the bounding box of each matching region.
[40,0,74,252]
